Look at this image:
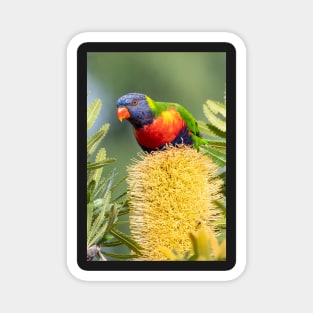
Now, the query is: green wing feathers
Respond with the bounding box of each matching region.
[154,101,208,149]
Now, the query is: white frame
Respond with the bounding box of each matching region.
[67,32,246,281]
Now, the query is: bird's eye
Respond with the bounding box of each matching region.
[131,100,139,106]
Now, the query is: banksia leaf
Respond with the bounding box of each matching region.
[205,138,226,148]
[87,158,116,170]
[110,228,142,255]
[197,120,221,138]
[205,99,226,118]
[87,180,96,203]
[100,251,140,259]
[87,124,110,157]
[203,103,226,133]
[88,192,111,247]
[127,146,223,260]
[92,148,106,187]
[206,124,226,139]
[87,203,94,238]
[200,146,226,167]
[87,98,102,130]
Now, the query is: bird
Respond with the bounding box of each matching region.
[116,93,208,152]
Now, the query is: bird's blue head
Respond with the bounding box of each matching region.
[116,93,154,128]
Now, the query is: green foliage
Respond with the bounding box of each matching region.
[203,99,226,131]
[199,96,227,199]
[199,98,226,159]
[86,99,142,261]
[87,124,110,157]
[92,148,106,187]
[87,159,116,170]
[110,228,142,256]
[198,96,227,246]
[87,98,102,130]
[201,146,226,167]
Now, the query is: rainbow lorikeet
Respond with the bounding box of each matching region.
[116,93,208,152]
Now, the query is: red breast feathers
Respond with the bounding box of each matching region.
[134,107,186,149]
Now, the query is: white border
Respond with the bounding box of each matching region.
[67,32,246,281]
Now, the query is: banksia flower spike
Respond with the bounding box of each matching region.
[127,145,223,260]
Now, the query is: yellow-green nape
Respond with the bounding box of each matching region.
[145,95,156,110]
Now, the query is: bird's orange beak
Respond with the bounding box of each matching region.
[117,107,130,122]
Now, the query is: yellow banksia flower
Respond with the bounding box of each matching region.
[127,145,223,260]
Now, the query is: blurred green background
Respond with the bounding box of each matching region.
[87,52,226,257]
[87,52,226,177]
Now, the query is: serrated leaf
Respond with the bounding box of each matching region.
[110,175,127,193]
[87,180,96,199]
[87,158,116,170]
[92,148,106,187]
[87,192,111,246]
[207,124,226,139]
[100,251,140,259]
[205,138,226,148]
[97,233,115,245]
[97,147,106,160]
[100,240,123,247]
[113,221,128,227]
[94,170,115,201]
[113,206,130,217]
[87,169,96,186]
[87,124,110,156]
[203,103,226,132]
[208,155,225,167]
[110,228,142,255]
[94,175,109,200]
[197,120,220,138]
[201,146,226,167]
[89,222,108,246]
[103,204,118,236]
[206,145,226,158]
[198,120,226,139]
[87,99,102,130]
[206,99,226,118]
[214,146,226,154]
[87,203,94,237]
[90,202,119,246]
[103,170,115,198]
[92,198,105,211]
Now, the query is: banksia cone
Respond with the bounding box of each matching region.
[127,146,223,260]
